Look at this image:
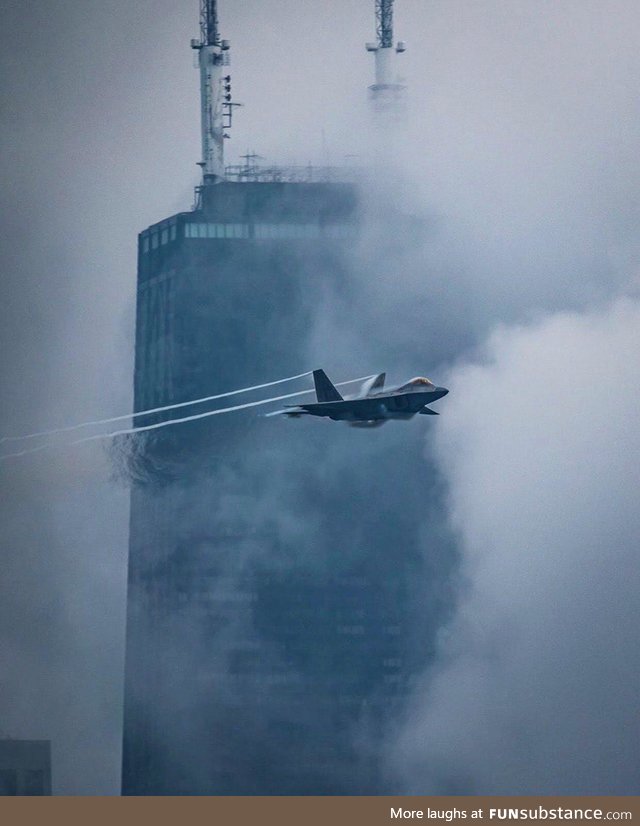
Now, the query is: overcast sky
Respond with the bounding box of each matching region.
[1,0,639,794]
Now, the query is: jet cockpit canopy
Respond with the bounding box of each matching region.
[397,377,436,392]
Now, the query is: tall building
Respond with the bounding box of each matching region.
[0,740,52,796]
[122,1,441,794]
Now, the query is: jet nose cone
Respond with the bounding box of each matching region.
[434,386,449,399]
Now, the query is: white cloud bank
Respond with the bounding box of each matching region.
[391,296,640,794]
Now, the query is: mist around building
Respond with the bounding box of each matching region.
[0,0,639,797]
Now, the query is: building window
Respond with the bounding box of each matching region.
[185,222,250,239]
[151,233,159,249]
[170,225,177,241]
[228,223,249,239]
[254,223,272,239]
[254,223,320,240]
[161,228,169,245]
[142,236,150,253]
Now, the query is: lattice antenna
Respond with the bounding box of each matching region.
[376,0,394,48]
[365,0,406,113]
[201,0,220,46]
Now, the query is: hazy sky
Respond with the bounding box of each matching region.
[1,0,639,794]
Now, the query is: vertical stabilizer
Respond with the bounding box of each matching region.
[313,370,344,403]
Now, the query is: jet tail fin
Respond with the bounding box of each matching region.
[313,369,343,402]
[359,372,386,397]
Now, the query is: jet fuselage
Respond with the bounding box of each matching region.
[295,388,447,422]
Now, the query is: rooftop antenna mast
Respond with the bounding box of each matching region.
[366,0,406,113]
[191,0,234,184]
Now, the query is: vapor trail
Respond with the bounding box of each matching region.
[0,370,314,444]
[0,376,374,461]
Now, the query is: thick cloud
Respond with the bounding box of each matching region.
[390,296,640,794]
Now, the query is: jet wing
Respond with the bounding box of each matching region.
[418,406,439,415]
[263,406,310,418]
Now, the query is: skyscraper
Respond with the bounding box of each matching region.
[122,1,441,795]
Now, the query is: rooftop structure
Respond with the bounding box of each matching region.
[190,0,234,183]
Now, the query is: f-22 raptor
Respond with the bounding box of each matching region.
[267,369,449,427]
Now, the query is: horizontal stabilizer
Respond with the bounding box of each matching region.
[313,369,343,403]
[264,406,309,418]
[419,407,439,415]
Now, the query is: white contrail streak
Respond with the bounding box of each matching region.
[0,376,374,461]
[0,370,314,444]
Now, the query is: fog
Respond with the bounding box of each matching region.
[1,0,639,794]
[390,298,640,793]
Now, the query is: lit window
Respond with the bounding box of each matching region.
[226,223,245,238]
[254,222,320,239]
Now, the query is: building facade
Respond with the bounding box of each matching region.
[121,178,434,794]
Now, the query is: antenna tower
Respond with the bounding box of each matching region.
[366,0,406,111]
[191,0,237,183]
[376,0,394,48]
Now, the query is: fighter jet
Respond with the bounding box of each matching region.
[266,369,448,427]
